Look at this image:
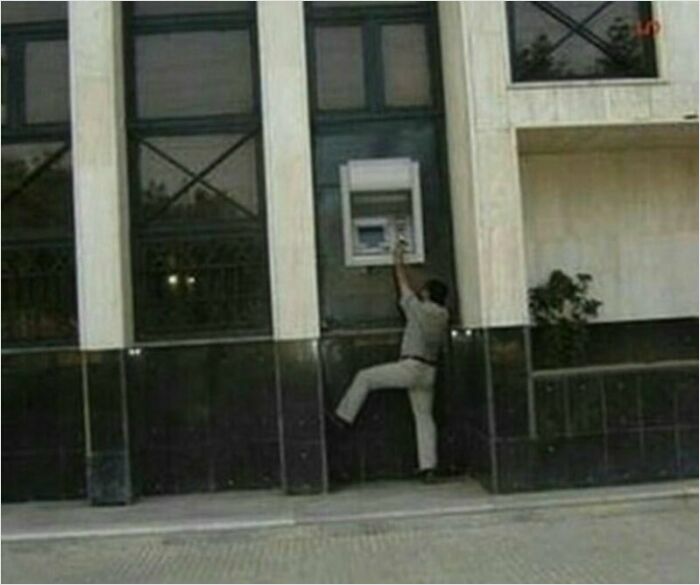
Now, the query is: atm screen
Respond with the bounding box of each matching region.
[357,225,387,251]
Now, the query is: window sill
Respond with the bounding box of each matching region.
[531,358,698,378]
[507,77,669,91]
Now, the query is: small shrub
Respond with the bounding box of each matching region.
[528,270,603,368]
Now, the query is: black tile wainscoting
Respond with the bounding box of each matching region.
[2,318,696,503]
[321,329,482,488]
[471,319,697,493]
[84,350,133,504]
[493,363,698,493]
[275,340,327,494]
[321,332,429,486]
[127,342,281,497]
[530,318,698,369]
[2,350,86,502]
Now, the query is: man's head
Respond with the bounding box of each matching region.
[419,279,448,307]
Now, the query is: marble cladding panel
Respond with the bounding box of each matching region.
[276,339,326,494]
[1,351,86,502]
[126,341,281,496]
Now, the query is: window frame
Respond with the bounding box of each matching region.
[305,2,443,124]
[2,19,70,140]
[2,10,77,348]
[505,1,660,85]
[122,2,273,341]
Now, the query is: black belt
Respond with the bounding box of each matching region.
[401,355,437,367]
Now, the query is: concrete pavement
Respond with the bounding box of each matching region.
[2,478,698,583]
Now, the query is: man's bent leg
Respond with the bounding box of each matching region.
[408,383,437,470]
[336,361,415,424]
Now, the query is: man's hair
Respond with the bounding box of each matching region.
[424,279,448,306]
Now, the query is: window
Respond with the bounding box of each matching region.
[507,1,658,82]
[382,24,431,107]
[125,3,271,340]
[306,3,455,330]
[135,30,253,118]
[314,26,366,110]
[1,2,77,346]
[307,2,436,115]
[25,40,70,123]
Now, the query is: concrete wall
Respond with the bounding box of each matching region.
[521,145,699,322]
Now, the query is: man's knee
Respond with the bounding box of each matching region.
[353,368,369,386]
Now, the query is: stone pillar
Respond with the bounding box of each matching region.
[69,1,133,504]
[439,2,529,329]
[258,2,327,494]
[438,1,482,329]
[438,1,532,493]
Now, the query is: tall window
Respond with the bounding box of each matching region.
[1,1,77,346]
[124,2,271,340]
[507,1,658,82]
[308,2,437,117]
[306,3,456,330]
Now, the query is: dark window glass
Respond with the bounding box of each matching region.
[382,24,431,107]
[135,231,269,337]
[2,143,73,238]
[312,2,421,7]
[508,1,658,82]
[138,134,260,226]
[305,3,454,331]
[136,30,253,118]
[133,2,250,16]
[308,3,437,115]
[2,45,7,125]
[1,1,67,24]
[127,4,270,339]
[314,26,366,110]
[2,3,76,346]
[1,144,76,344]
[25,39,70,123]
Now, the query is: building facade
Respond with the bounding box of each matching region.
[2,1,698,504]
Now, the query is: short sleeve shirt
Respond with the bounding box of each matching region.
[399,291,449,362]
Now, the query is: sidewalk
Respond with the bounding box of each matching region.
[3,476,697,542]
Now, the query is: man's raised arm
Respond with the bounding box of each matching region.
[393,243,414,299]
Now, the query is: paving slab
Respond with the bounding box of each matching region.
[2,494,698,583]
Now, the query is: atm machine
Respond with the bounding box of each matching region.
[340,157,425,267]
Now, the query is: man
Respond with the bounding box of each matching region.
[331,243,449,483]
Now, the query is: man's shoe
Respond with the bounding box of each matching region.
[418,468,439,484]
[325,410,351,430]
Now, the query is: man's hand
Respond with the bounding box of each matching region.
[393,241,405,265]
[393,240,411,297]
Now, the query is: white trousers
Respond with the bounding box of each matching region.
[335,359,437,471]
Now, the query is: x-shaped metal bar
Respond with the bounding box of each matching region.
[142,125,260,225]
[138,137,259,223]
[543,1,614,55]
[2,143,71,206]
[527,1,634,72]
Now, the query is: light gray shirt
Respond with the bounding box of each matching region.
[399,291,449,363]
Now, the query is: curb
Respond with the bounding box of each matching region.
[3,483,697,543]
[299,484,698,526]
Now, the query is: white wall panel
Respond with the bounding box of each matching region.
[522,146,698,322]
